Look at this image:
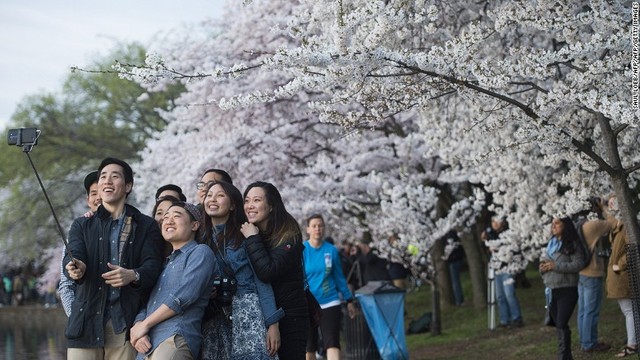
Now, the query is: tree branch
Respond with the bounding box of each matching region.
[626,162,640,176]
[613,123,629,136]
[385,58,617,174]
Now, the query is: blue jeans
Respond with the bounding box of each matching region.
[495,273,522,324]
[448,260,464,305]
[577,275,603,350]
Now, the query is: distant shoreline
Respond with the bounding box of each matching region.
[0,305,66,325]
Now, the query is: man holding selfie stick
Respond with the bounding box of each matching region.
[64,157,164,360]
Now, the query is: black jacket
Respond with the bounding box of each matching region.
[244,234,308,318]
[63,204,163,348]
[357,248,391,285]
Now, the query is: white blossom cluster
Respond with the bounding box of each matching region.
[116,0,639,278]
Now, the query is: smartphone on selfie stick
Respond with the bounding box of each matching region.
[7,127,77,264]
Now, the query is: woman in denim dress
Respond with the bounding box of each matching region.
[199,181,284,360]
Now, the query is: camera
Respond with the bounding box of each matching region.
[8,127,40,146]
[212,275,237,306]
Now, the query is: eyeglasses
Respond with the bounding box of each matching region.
[196,181,216,190]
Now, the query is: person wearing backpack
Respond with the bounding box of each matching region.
[575,197,616,353]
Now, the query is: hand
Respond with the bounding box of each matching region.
[66,259,86,280]
[82,210,95,218]
[132,334,152,354]
[102,263,136,288]
[240,222,259,238]
[539,260,555,273]
[347,302,357,319]
[265,323,280,356]
[612,264,620,272]
[129,321,150,347]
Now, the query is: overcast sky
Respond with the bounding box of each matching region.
[0,1,224,130]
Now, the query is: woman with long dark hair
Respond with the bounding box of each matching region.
[200,181,283,360]
[241,181,309,360]
[540,217,585,360]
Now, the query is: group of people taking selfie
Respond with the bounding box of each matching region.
[60,157,347,360]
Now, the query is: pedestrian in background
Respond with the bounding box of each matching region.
[540,217,584,360]
[605,196,637,358]
[303,214,356,360]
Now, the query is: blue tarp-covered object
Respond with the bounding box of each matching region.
[355,281,409,360]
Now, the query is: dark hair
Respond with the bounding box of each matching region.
[155,184,186,202]
[306,214,324,226]
[558,216,579,255]
[201,168,233,185]
[152,195,180,218]
[243,181,302,248]
[83,170,99,196]
[202,181,246,250]
[166,201,203,242]
[98,157,134,197]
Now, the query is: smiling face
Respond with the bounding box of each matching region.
[98,164,132,206]
[154,199,175,225]
[162,205,198,247]
[551,218,564,238]
[204,183,233,225]
[86,182,101,212]
[244,186,271,231]
[306,217,325,242]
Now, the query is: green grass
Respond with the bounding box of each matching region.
[404,266,630,359]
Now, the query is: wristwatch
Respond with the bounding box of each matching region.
[134,271,140,283]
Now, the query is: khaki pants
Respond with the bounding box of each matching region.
[67,320,136,360]
[145,334,192,360]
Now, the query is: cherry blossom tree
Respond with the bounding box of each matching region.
[115,1,639,315]
[120,0,486,292]
[206,0,638,247]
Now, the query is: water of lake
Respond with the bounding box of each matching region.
[0,306,67,360]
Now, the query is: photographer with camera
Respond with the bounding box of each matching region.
[200,181,283,360]
[574,196,616,353]
[130,202,215,359]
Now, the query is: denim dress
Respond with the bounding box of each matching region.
[200,230,284,360]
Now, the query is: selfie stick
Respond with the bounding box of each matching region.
[21,137,76,263]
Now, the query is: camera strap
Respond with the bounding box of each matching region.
[211,238,234,278]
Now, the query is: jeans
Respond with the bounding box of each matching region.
[448,260,464,305]
[577,275,603,350]
[618,299,637,346]
[495,273,522,324]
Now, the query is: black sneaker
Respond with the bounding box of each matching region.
[511,319,524,328]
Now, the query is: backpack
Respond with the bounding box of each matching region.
[574,218,593,270]
[408,312,432,334]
